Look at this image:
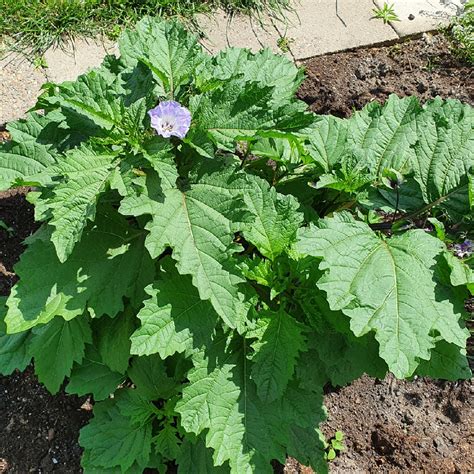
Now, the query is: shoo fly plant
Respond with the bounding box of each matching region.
[0,17,473,473]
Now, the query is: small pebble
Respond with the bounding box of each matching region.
[80,399,93,411]
[408,14,415,20]
[52,458,58,465]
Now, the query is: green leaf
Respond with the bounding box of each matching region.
[177,437,228,473]
[116,390,158,425]
[412,98,473,217]
[154,424,181,461]
[119,16,205,98]
[120,62,160,110]
[0,112,58,190]
[41,71,124,130]
[7,110,55,143]
[95,310,135,374]
[189,80,312,152]
[177,334,326,473]
[242,176,303,260]
[427,217,446,241]
[0,330,31,375]
[80,395,153,472]
[444,251,474,294]
[28,316,92,393]
[5,210,149,332]
[47,145,118,261]
[0,299,32,375]
[120,160,251,330]
[211,47,304,103]
[67,346,125,400]
[416,341,472,380]
[347,94,420,176]
[140,138,176,187]
[128,354,180,400]
[292,260,388,385]
[313,326,387,387]
[286,426,328,474]
[250,137,302,165]
[131,262,218,358]
[314,149,375,194]
[251,309,306,403]
[297,213,468,377]
[307,115,349,171]
[365,177,425,214]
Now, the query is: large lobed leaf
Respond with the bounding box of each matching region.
[0,112,59,190]
[119,16,205,98]
[412,98,474,217]
[120,159,252,330]
[5,210,153,333]
[80,392,154,472]
[0,297,31,375]
[416,341,471,380]
[46,145,119,262]
[40,71,124,131]
[188,80,313,153]
[130,260,218,358]
[297,212,469,378]
[28,316,92,393]
[208,47,304,104]
[66,346,125,401]
[250,309,306,403]
[176,334,326,473]
[242,175,303,260]
[347,94,420,176]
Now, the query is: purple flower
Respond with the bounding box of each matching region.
[148,101,191,139]
[453,240,474,259]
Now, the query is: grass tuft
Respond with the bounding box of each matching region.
[0,0,291,59]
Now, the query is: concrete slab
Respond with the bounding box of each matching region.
[373,0,464,36]
[274,0,399,60]
[0,55,47,125]
[197,11,288,55]
[43,37,117,83]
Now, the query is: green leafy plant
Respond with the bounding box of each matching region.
[442,0,474,65]
[0,16,472,473]
[277,34,294,53]
[372,2,400,24]
[325,431,344,461]
[33,55,48,69]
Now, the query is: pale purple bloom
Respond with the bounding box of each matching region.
[148,101,191,139]
[453,240,474,259]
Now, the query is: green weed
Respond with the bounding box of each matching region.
[372,2,400,24]
[326,431,345,461]
[277,35,294,53]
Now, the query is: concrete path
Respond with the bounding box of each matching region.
[0,0,465,124]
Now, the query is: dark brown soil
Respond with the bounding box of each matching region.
[320,376,473,473]
[0,368,92,473]
[1,34,473,473]
[298,34,474,117]
[0,188,37,297]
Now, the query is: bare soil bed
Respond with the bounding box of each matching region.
[0,33,473,473]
